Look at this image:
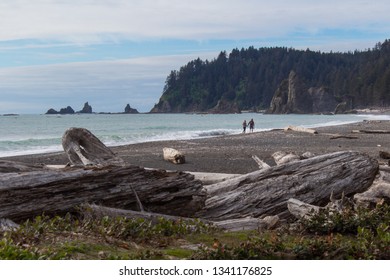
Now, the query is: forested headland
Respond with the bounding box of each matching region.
[151,39,390,113]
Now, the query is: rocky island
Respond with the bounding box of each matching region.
[45,102,139,115]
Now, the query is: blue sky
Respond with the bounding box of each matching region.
[1,0,390,114]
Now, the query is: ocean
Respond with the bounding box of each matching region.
[1,113,389,157]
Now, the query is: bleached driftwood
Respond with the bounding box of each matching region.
[354,179,390,207]
[213,215,280,232]
[198,151,378,221]
[284,125,318,134]
[288,192,350,220]
[62,127,125,166]
[252,155,271,170]
[287,198,320,219]
[188,171,240,185]
[163,147,185,164]
[272,151,300,165]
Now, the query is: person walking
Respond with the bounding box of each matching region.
[248,118,255,132]
[242,120,247,133]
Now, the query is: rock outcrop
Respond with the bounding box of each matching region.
[208,99,241,114]
[308,87,338,113]
[124,104,139,114]
[150,100,172,113]
[78,102,93,114]
[45,108,59,114]
[267,71,339,114]
[46,106,75,115]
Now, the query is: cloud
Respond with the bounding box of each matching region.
[0,0,389,43]
[0,52,216,113]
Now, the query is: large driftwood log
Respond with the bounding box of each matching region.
[0,163,205,222]
[62,127,125,166]
[197,151,378,221]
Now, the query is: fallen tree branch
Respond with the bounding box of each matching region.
[252,155,271,170]
[81,204,279,232]
[352,129,390,134]
[329,134,359,140]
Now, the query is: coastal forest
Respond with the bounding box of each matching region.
[151,39,390,113]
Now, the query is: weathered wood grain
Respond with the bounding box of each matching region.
[0,164,205,221]
[198,151,378,221]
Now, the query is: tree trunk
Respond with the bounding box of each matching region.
[197,151,378,221]
[0,163,205,222]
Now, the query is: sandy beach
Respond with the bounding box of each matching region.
[2,119,390,174]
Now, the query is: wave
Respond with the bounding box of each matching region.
[2,113,390,158]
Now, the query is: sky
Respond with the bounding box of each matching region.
[1,0,390,114]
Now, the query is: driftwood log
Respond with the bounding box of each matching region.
[352,129,390,134]
[284,125,318,134]
[0,127,381,227]
[163,147,186,164]
[197,151,378,220]
[0,162,205,222]
[62,127,125,166]
[272,151,300,165]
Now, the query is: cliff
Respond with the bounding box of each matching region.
[266,71,338,114]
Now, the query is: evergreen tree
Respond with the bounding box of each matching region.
[152,39,390,112]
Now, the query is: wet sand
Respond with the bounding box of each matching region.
[2,120,390,174]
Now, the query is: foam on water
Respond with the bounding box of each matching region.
[0,113,388,157]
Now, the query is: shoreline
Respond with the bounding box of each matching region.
[2,119,390,174]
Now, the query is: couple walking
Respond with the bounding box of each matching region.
[242,118,254,133]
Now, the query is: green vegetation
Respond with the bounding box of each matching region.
[154,39,390,112]
[1,204,389,260]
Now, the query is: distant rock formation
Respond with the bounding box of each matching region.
[46,106,75,115]
[124,104,139,114]
[45,102,141,115]
[45,108,59,114]
[78,102,93,114]
[208,99,241,114]
[267,71,338,114]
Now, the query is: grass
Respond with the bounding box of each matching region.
[0,204,389,260]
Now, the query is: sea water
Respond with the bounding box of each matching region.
[1,113,389,157]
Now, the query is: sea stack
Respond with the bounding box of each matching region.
[78,102,93,114]
[124,104,139,114]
